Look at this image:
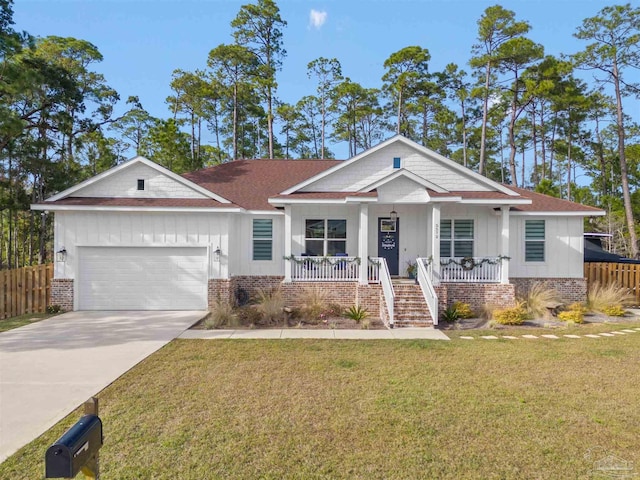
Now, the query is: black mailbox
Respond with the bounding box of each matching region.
[45,414,102,478]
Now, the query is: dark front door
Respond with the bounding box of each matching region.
[378,218,399,275]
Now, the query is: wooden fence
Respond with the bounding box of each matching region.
[584,262,640,304]
[0,264,53,319]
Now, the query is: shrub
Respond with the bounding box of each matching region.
[452,301,474,319]
[297,286,329,323]
[521,282,562,318]
[361,319,371,330]
[255,288,285,325]
[602,304,626,317]
[236,305,263,326]
[325,303,344,317]
[566,302,589,315]
[205,300,238,329]
[558,310,584,324]
[46,305,62,314]
[441,306,460,323]
[345,305,369,323]
[492,302,527,325]
[588,282,634,313]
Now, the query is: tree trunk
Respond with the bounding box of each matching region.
[396,87,403,135]
[613,60,638,257]
[508,96,518,187]
[461,99,468,168]
[267,89,274,159]
[478,61,491,175]
[531,108,539,186]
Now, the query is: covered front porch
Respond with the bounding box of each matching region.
[281,201,513,287]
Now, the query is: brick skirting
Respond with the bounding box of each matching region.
[511,277,587,303]
[51,279,74,311]
[208,277,383,316]
[436,283,517,313]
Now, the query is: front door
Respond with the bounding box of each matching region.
[378,218,399,275]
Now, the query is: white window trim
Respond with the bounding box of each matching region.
[252,219,273,261]
[440,219,475,258]
[524,219,546,263]
[304,218,347,256]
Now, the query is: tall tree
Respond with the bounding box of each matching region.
[443,63,472,167]
[382,46,430,135]
[573,3,640,257]
[307,57,342,159]
[207,43,257,160]
[470,5,530,175]
[231,0,286,159]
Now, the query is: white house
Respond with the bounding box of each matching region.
[32,135,604,327]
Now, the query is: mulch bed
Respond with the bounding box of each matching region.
[439,312,640,330]
[191,316,386,330]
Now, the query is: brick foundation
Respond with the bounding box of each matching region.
[51,279,74,311]
[511,277,587,303]
[435,283,516,313]
[208,277,383,316]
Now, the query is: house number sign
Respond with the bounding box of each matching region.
[381,233,395,250]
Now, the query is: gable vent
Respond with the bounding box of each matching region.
[393,157,401,169]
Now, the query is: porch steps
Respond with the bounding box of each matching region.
[392,280,433,328]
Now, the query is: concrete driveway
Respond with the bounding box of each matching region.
[0,310,206,463]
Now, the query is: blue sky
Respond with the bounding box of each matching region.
[15,0,616,159]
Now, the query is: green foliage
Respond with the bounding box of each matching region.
[452,301,474,319]
[344,305,369,323]
[46,304,62,314]
[441,306,461,323]
[492,302,527,325]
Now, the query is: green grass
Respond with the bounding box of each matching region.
[2,336,639,479]
[445,319,640,338]
[0,312,54,333]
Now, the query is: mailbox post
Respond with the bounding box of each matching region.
[45,398,102,479]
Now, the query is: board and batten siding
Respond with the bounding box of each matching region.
[509,216,584,278]
[301,143,491,192]
[228,214,285,276]
[54,211,230,280]
[74,163,207,198]
[290,205,360,256]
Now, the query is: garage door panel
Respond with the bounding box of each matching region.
[78,247,207,310]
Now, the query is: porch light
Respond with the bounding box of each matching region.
[56,247,67,262]
[389,208,398,222]
[213,246,222,262]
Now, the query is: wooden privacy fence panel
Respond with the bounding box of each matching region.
[584,262,640,304]
[0,264,53,319]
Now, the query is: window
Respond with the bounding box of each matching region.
[393,157,401,169]
[440,219,474,257]
[525,220,545,262]
[252,219,273,260]
[137,179,145,190]
[305,219,346,256]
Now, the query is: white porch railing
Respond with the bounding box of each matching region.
[373,257,395,327]
[416,257,438,326]
[438,257,503,283]
[289,256,360,282]
[367,258,380,283]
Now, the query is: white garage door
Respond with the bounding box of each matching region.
[78,247,208,310]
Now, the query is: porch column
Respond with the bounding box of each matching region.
[284,204,292,282]
[500,206,510,284]
[358,203,369,285]
[431,203,441,284]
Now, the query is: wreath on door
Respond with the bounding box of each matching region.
[460,257,475,271]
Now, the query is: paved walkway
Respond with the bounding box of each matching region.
[180,327,450,340]
[458,327,640,341]
[0,310,207,463]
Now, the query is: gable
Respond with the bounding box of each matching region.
[74,163,209,199]
[300,141,492,193]
[376,176,430,203]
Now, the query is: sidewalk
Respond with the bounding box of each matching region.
[180,328,450,340]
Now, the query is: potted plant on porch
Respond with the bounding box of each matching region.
[406,260,417,280]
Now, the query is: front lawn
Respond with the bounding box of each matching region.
[0,312,54,333]
[2,335,639,479]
